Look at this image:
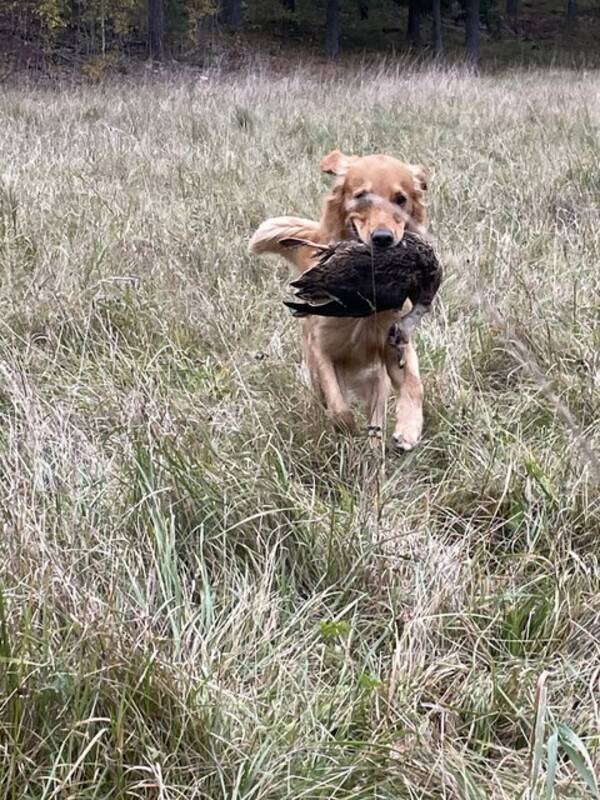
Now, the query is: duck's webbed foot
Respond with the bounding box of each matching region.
[366,424,383,451]
[387,324,408,368]
[387,303,431,368]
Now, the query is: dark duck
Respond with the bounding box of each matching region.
[282,231,443,347]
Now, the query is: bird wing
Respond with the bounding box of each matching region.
[283,299,364,318]
[290,287,345,305]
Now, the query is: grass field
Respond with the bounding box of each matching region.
[0,62,599,799]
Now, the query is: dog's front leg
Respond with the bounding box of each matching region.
[385,339,424,451]
[306,344,357,433]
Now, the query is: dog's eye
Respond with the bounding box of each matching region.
[394,194,407,206]
[353,191,368,200]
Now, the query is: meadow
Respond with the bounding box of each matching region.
[0,61,599,799]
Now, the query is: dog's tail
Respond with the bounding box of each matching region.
[249,216,322,272]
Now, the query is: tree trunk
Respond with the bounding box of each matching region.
[465,0,479,66]
[406,0,421,46]
[220,0,242,30]
[100,4,106,55]
[566,0,577,21]
[506,0,518,16]
[358,0,369,20]
[196,13,216,52]
[280,0,296,10]
[326,0,340,59]
[432,0,442,54]
[147,0,164,61]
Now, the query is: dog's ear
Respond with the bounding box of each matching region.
[407,164,429,231]
[321,149,356,176]
[408,164,430,192]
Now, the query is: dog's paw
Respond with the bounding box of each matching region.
[391,429,421,453]
[330,408,357,434]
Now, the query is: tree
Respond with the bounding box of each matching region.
[148,0,164,61]
[566,0,577,21]
[406,0,421,46]
[358,0,369,20]
[432,0,442,54]
[220,0,242,30]
[325,0,340,58]
[506,0,518,18]
[465,0,479,65]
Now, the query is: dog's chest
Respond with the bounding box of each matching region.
[308,312,399,366]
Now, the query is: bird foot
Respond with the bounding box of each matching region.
[387,323,408,368]
[367,425,384,451]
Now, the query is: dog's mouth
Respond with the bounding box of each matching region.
[348,219,364,242]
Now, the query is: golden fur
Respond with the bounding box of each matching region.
[249,150,430,450]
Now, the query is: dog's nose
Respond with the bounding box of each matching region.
[371,227,394,248]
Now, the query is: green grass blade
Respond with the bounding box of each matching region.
[557,723,600,799]
[545,730,558,800]
[530,670,549,792]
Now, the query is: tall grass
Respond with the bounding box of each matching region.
[0,62,598,798]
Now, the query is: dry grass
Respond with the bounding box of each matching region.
[0,62,599,799]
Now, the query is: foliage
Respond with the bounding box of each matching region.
[0,0,591,63]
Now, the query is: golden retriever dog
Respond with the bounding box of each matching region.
[249,150,430,451]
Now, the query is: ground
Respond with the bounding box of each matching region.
[0,63,599,798]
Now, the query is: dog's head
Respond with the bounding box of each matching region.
[320,150,429,247]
